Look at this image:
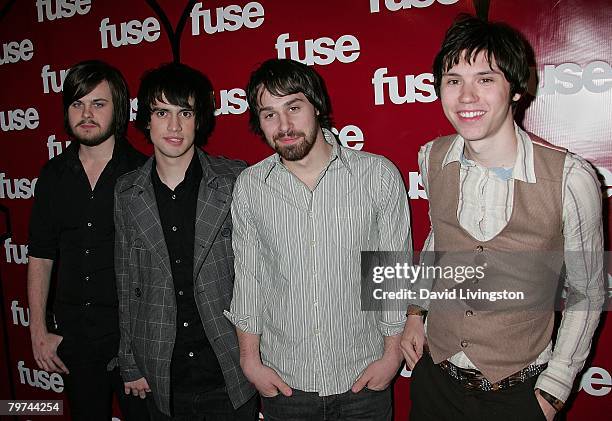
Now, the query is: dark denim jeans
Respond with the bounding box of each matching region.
[262,387,392,421]
[147,386,259,421]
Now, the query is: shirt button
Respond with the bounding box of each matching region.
[314,329,320,335]
[84,276,90,281]
[465,310,474,317]
[172,226,178,232]
[87,222,92,227]
[461,340,469,348]
[175,259,181,264]
[90,194,94,200]
[85,249,90,255]
[178,290,184,296]
[172,194,176,200]
[84,302,91,307]
[311,240,316,246]
[183,322,189,327]
[313,301,318,307]
[188,352,194,357]
[475,245,484,253]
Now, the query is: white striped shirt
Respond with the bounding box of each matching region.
[225,129,412,395]
[418,124,605,402]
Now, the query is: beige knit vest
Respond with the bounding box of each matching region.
[426,133,566,383]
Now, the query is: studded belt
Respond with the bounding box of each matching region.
[438,360,547,391]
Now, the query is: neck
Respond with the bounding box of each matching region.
[464,119,517,168]
[282,129,332,175]
[78,136,115,162]
[154,146,195,190]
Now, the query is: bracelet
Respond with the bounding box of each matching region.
[406,305,427,317]
[536,389,564,412]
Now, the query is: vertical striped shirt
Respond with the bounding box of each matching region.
[418,124,605,402]
[225,129,412,395]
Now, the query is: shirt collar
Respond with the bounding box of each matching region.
[64,137,127,173]
[441,123,536,183]
[263,128,352,182]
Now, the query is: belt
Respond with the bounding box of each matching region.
[438,360,547,392]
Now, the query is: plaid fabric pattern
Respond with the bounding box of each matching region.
[115,149,255,415]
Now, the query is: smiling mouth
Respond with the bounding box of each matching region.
[163,137,183,144]
[458,111,486,119]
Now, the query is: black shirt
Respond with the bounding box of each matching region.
[151,153,224,393]
[28,138,146,362]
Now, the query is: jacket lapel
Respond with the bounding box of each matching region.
[126,158,173,280]
[193,150,232,279]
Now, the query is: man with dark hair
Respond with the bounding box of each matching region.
[226,58,412,420]
[401,15,604,421]
[114,62,257,420]
[28,60,149,420]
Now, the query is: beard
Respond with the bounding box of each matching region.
[271,129,317,161]
[69,119,114,147]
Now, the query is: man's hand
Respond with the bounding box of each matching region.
[535,390,557,421]
[241,360,292,398]
[124,377,151,399]
[400,315,426,369]
[31,332,68,374]
[351,349,403,393]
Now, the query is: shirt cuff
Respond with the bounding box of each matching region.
[224,310,262,334]
[378,319,406,336]
[118,356,143,383]
[535,367,572,403]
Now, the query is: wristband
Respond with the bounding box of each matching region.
[536,389,564,412]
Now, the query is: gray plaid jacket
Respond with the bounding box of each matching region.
[114,149,255,415]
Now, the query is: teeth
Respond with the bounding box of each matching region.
[459,111,485,118]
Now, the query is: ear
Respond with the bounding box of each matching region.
[512,93,521,102]
[316,109,320,116]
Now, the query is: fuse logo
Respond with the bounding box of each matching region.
[275,33,360,66]
[579,367,611,396]
[18,361,64,393]
[4,238,28,265]
[0,107,40,132]
[372,68,437,105]
[10,300,29,326]
[0,173,37,199]
[191,2,264,35]
[46,134,72,159]
[100,17,161,49]
[41,64,70,94]
[535,61,612,96]
[215,88,249,116]
[370,0,459,12]
[36,0,91,22]
[0,39,34,66]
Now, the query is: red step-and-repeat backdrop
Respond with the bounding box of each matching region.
[0,0,610,419]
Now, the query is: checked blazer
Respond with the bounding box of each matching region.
[114,149,255,415]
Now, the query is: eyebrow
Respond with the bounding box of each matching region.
[259,98,305,113]
[442,69,503,77]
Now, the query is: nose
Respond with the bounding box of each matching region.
[459,82,478,103]
[81,103,93,118]
[278,111,292,133]
[167,113,181,132]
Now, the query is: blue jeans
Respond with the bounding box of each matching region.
[262,387,392,421]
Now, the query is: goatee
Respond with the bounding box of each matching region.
[272,129,316,161]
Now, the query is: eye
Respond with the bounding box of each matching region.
[71,101,82,108]
[154,110,167,118]
[480,77,494,84]
[261,112,275,120]
[181,110,194,118]
[288,106,300,112]
[93,102,105,108]
[446,79,460,86]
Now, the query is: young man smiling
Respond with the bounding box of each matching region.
[114,63,256,420]
[226,58,412,420]
[401,15,605,421]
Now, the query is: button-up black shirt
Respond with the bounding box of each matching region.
[151,153,224,393]
[28,138,146,362]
